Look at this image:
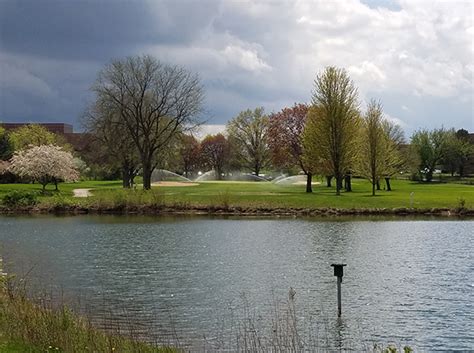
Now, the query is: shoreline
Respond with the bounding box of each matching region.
[1,204,473,218]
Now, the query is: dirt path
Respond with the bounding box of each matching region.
[73,188,92,198]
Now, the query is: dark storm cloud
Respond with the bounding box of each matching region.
[0,0,219,60]
[0,0,220,126]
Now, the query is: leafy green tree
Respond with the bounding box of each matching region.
[227,107,270,176]
[0,127,13,160]
[8,124,66,151]
[442,129,473,177]
[380,120,405,190]
[410,128,450,182]
[356,100,386,196]
[303,67,361,195]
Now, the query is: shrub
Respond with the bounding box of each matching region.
[1,191,38,207]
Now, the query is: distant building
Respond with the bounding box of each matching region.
[1,122,73,134]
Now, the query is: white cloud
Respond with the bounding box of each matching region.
[384,112,408,128]
[144,0,472,132]
[194,124,226,140]
[221,45,271,72]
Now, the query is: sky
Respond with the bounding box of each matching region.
[0,0,473,138]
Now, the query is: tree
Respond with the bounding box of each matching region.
[410,128,450,182]
[92,55,204,190]
[0,127,13,160]
[380,120,405,191]
[455,129,473,177]
[177,134,201,178]
[227,107,270,176]
[356,100,386,196]
[83,100,140,188]
[303,67,360,195]
[268,103,314,192]
[8,124,66,151]
[9,145,79,192]
[442,129,473,177]
[200,134,229,180]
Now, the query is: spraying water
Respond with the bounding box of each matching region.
[151,169,194,183]
[274,175,309,185]
[194,170,216,182]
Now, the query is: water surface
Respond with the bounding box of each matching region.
[0,215,472,350]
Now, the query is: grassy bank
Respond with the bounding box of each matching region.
[0,277,175,353]
[0,178,473,215]
[0,275,413,353]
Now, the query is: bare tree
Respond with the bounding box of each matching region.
[83,100,140,188]
[227,107,270,176]
[303,67,360,195]
[92,55,205,189]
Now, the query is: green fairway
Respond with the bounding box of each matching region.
[0,177,472,210]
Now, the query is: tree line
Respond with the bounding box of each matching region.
[0,55,472,194]
[83,57,472,195]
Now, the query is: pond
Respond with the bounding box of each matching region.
[0,215,472,351]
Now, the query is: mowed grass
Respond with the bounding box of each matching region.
[148,179,473,209]
[0,177,472,210]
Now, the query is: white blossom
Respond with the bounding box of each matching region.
[9,145,79,190]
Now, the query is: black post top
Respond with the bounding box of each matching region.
[331,264,347,277]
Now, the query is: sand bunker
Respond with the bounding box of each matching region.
[151,181,199,187]
[292,181,321,185]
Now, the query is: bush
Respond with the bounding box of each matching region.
[1,191,38,207]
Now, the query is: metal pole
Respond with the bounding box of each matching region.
[337,276,342,317]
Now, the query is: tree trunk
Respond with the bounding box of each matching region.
[122,165,131,188]
[326,175,332,187]
[306,173,313,193]
[142,161,152,190]
[54,178,58,191]
[385,177,392,191]
[254,164,260,177]
[372,181,376,196]
[426,170,433,182]
[336,176,343,195]
[376,180,381,190]
[129,168,136,188]
[459,165,464,177]
[344,174,352,192]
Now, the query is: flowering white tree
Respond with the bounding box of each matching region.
[9,145,79,191]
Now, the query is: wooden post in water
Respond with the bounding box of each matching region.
[336,276,342,317]
[331,264,346,317]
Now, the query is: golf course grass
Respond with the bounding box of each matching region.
[0,177,472,213]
